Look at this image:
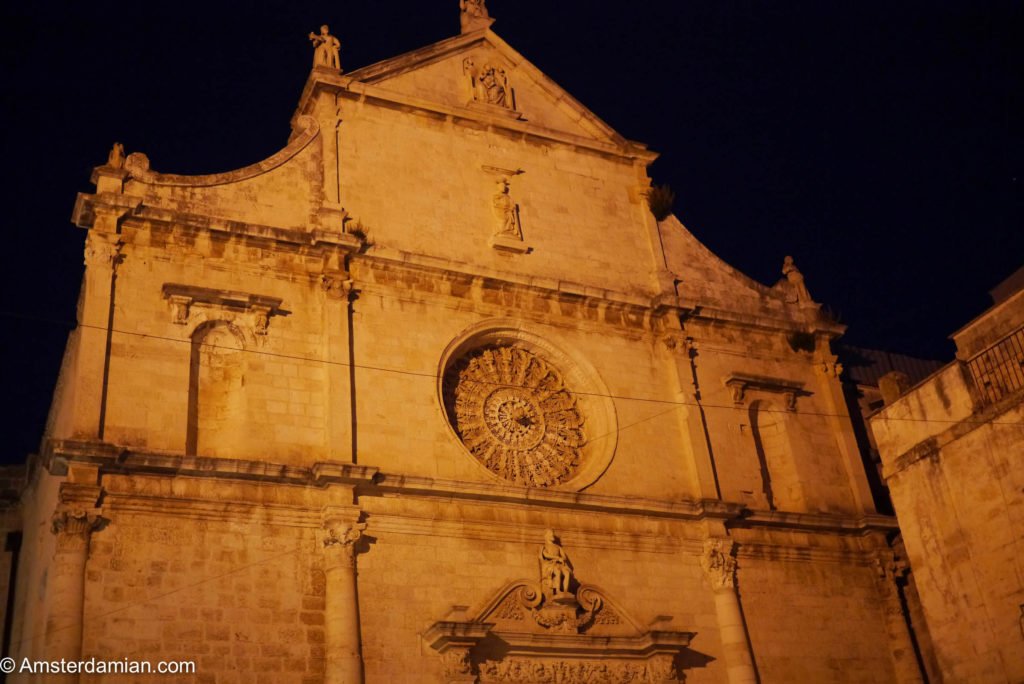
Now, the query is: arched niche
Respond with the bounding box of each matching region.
[186,320,248,458]
[748,399,806,512]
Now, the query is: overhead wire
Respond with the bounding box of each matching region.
[1,309,1021,426]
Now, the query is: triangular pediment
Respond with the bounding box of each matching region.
[346,30,632,149]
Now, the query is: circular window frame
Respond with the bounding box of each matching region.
[437,320,618,491]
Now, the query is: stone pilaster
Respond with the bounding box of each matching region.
[661,335,721,500]
[701,538,757,684]
[812,353,876,514]
[69,232,123,440]
[321,274,356,462]
[875,550,924,683]
[46,503,103,682]
[321,510,366,684]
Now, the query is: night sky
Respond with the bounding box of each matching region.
[0,1,1020,463]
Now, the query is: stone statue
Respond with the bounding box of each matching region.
[539,529,573,595]
[479,65,510,108]
[492,178,521,239]
[309,25,341,71]
[459,0,492,33]
[781,256,812,304]
[107,142,125,169]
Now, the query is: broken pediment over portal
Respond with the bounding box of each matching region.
[424,532,701,683]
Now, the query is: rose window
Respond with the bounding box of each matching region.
[442,346,586,487]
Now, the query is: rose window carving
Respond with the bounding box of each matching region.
[443,346,586,487]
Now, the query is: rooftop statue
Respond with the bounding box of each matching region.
[106,142,125,169]
[309,25,341,71]
[460,0,493,33]
[782,255,813,304]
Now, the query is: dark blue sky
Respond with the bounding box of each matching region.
[0,1,1020,461]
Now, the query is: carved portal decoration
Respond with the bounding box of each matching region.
[442,345,586,487]
[478,658,675,683]
[538,529,573,595]
[426,534,694,683]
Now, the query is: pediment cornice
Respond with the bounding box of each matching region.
[293,30,656,164]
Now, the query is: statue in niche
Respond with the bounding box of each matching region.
[107,142,125,169]
[492,178,522,239]
[539,529,573,595]
[781,255,812,304]
[459,0,491,33]
[463,59,515,111]
[309,25,341,71]
[480,64,511,107]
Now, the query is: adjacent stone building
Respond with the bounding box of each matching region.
[871,269,1024,683]
[9,5,928,682]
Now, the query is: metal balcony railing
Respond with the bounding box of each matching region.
[965,326,1024,407]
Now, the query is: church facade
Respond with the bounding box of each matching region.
[9,5,925,682]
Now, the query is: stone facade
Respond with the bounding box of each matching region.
[871,274,1024,683]
[9,9,923,683]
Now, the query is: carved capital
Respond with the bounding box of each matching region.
[51,507,104,553]
[813,357,843,378]
[169,295,192,325]
[320,274,356,301]
[251,305,272,336]
[439,647,474,680]
[83,234,123,270]
[701,538,737,592]
[322,521,367,567]
[660,334,692,356]
[872,548,911,608]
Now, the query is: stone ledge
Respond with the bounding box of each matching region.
[45,439,379,487]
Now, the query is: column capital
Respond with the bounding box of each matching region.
[321,520,366,568]
[320,273,356,301]
[701,537,738,592]
[83,232,123,270]
[51,506,104,553]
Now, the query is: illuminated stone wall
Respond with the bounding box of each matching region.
[8,13,921,684]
